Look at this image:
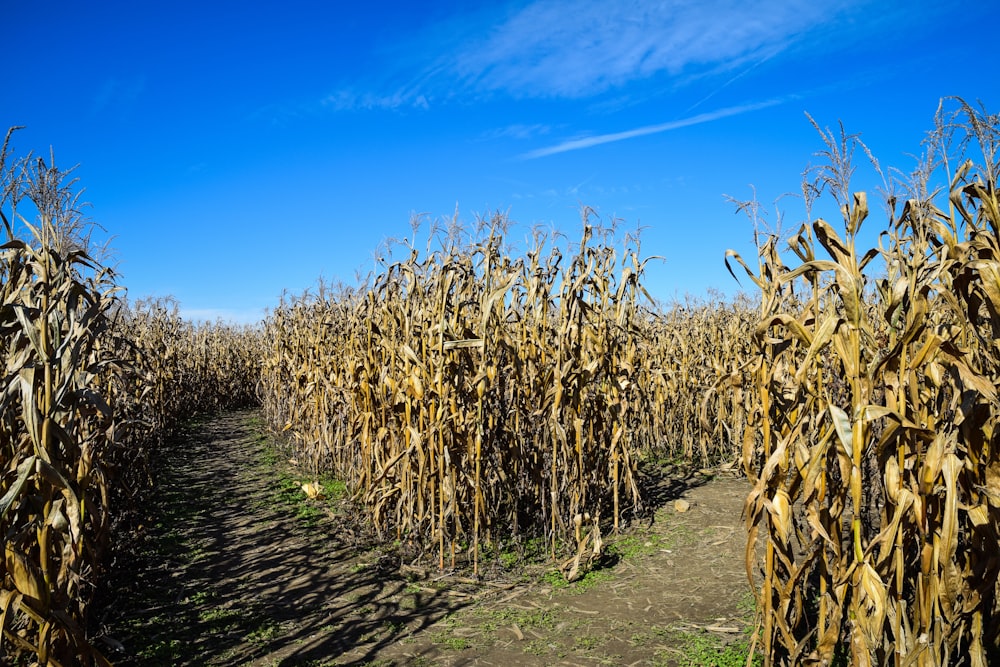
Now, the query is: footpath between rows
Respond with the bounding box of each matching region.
[99,410,756,666]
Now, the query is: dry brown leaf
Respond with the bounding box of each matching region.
[301,482,325,500]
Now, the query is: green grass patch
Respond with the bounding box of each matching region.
[245,621,282,645]
[440,636,471,650]
[137,638,183,662]
[477,606,558,632]
[574,633,603,651]
[607,534,663,560]
[198,607,244,625]
[658,628,762,667]
[541,565,613,593]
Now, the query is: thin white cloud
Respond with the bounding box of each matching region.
[317,0,870,112]
[451,0,862,98]
[520,98,784,159]
[316,0,945,128]
[321,89,430,112]
[479,123,553,141]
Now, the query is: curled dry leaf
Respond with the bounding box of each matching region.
[301,482,325,500]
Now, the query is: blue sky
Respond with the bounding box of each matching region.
[7,1,998,323]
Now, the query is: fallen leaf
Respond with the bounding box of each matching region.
[301,482,325,499]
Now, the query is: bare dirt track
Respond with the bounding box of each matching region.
[98,410,757,666]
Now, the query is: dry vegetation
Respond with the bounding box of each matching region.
[258,214,759,583]
[2,98,999,665]
[262,219,650,573]
[0,129,261,664]
[730,99,1000,665]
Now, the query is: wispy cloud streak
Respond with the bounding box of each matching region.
[453,0,861,98]
[520,99,784,159]
[319,0,869,111]
[480,123,552,141]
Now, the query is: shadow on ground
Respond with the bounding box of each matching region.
[635,458,715,518]
[98,411,475,666]
[97,412,757,667]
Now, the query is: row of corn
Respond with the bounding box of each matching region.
[1,131,263,665]
[1,131,750,664]
[259,217,754,573]
[733,99,1000,664]
[12,99,996,666]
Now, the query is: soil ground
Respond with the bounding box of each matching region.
[96,410,758,666]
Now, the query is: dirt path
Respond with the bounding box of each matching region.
[99,411,757,666]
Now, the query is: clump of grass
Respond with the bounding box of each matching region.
[662,629,761,667]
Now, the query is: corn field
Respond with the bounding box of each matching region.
[646,293,757,467]
[6,100,1000,665]
[258,212,758,581]
[732,99,1000,664]
[261,217,656,571]
[0,129,262,664]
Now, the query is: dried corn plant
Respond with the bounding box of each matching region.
[639,293,757,468]
[0,126,263,664]
[111,297,263,441]
[732,99,1000,665]
[0,233,120,664]
[261,212,657,570]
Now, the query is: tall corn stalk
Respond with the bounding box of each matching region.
[0,127,264,664]
[0,227,119,665]
[261,212,652,570]
[733,99,1000,665]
